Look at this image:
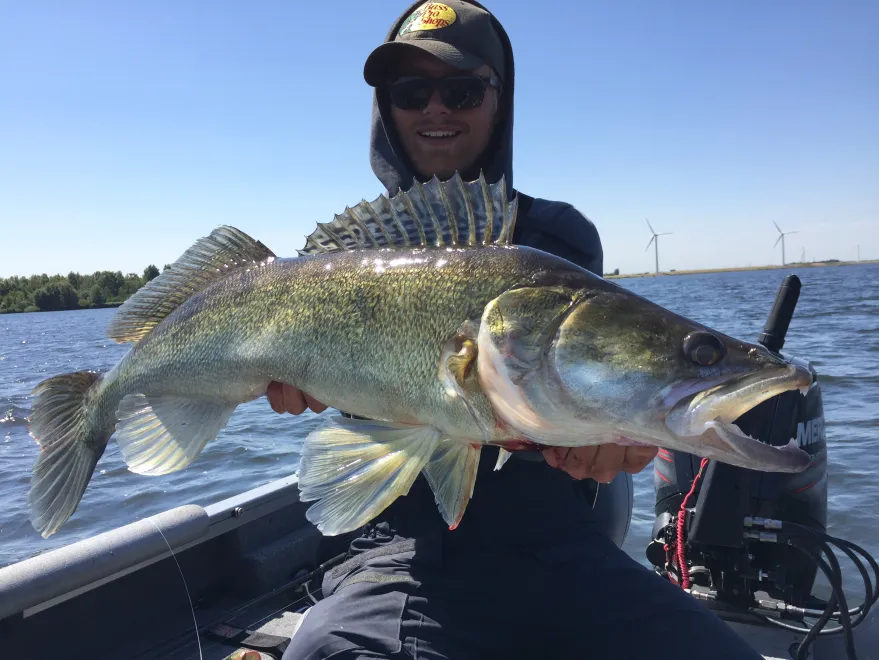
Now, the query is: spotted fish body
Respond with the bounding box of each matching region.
[98,245,591,446]
[26,174,813,540]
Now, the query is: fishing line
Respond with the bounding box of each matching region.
[305,577,321,605]
[200,551,348,631]
[147,517,203,660]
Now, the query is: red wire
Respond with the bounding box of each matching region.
[663,542,678,584]
[677,457,709,590]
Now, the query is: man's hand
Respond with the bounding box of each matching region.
[265,383,656,482]
[542,445,658,482]
[266,382,328,415]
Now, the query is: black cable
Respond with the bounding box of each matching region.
[784,523,877,625]
[753,545,843,634]
[747,518,878,620]
[819,541,872,624]
[834,537,879,611]
[790,534,857,659]
[790,546,848,660]
[786,524,875,592]
[743,519,877,660]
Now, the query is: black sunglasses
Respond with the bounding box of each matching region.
[386,73,501,111]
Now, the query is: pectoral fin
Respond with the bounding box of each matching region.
[494,448,513,471]
[422,439,481,530]
[297,417,441,536]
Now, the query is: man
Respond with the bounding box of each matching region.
[272,2,765,658]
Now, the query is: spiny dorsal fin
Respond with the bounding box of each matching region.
[107,226,276,344]
[297,172,518,256]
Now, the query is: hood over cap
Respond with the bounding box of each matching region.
[364,0,515,196]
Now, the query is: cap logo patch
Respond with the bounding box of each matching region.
[398,2,457,35]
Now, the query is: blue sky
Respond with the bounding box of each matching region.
[2,0,876,277]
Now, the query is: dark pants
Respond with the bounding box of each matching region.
[281,526,763,660]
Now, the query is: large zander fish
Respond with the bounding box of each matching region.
[27,174,813,539]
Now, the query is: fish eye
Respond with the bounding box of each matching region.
[683,331,726,366]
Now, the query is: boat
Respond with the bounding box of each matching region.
[1,470,876,660]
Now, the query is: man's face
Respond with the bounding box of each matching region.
[387,50,500,181]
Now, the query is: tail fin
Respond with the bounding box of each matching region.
[27,371,108,538]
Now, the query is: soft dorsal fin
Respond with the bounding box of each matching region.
[297,172,518,256]
[107,226,276,344]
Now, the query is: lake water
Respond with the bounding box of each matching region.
[1,264,877,597]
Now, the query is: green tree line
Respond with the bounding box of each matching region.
[0,265,165,314]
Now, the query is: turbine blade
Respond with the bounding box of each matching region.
[646,218,655,234]
[645,236,655,251]
[774,235,783,248]
[773,221,782,233]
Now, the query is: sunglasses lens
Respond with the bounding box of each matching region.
[439,77,486,110]
[389,79,434,110]
[388,76,488,110]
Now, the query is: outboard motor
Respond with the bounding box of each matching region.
[647,275,876,659]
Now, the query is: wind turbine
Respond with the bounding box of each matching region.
[773,222,798,266]
[645,219,672,274]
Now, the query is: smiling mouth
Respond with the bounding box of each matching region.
[417,130,461,140]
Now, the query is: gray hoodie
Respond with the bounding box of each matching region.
[367,0,605,277]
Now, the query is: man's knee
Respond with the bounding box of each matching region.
[281,584,409,660]
[281,604,367,660]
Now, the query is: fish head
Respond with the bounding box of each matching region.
[477,284,813,473]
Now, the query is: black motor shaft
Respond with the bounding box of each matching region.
[759,274,801,352]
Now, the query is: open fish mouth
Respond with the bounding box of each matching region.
[665,362,814,473]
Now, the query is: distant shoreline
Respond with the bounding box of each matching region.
[0,302,123,315]
[2,260,876,314]
[605,259,879,279]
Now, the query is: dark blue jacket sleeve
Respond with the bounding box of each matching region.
[515,198,604,277]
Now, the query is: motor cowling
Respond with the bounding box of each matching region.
[646,275,828,607]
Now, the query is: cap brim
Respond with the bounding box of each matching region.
[364,41,485,87]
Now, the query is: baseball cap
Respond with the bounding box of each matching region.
[364,1,506,87]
